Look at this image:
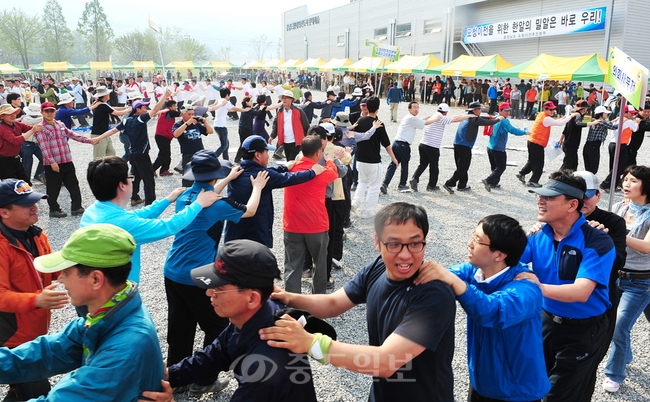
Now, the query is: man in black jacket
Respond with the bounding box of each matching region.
[627,102,650,166]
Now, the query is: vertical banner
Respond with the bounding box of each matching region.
[607,47,649,110]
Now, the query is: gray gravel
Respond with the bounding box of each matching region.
[5,90,649,401]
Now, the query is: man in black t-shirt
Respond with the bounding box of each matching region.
[93,89,170,206]
[350,96,398,219]
[172,104,215,187]
[261,202,456,402]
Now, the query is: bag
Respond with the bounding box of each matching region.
[482,116,494,136]
[545,141,563,161]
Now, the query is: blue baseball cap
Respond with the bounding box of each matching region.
[182,150,232,181]
[242,135,276,154]
[0,179,47,207]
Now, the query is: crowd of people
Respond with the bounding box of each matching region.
[0,70,650,401]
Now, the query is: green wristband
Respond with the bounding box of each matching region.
[309,333,332,364]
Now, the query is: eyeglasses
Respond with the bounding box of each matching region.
[380,241,426,254]
[209,288,241,297]
[471,233,491,247]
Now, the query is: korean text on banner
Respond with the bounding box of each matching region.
[372,44,400,62]
[607,47,649,110]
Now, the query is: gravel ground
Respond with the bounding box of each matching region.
[5,89,649,401]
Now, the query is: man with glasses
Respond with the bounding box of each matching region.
[520,170,615,401]
[261,202,456,401]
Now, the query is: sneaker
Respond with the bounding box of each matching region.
[526,181,542,188]
[131,199,144,207]
[490,184,501,189]
[160,170,173,176]
[350,203,358,214]
[351,183,357,191]
[457,186,472,192]
[398,185,412,193]
[332,258,343,270]
[442,184,454,194]
[302,268,313,278]
[343,220,352,229]
[49,210,67,218]
[409,178,418,192]
[426,186,440,192]
[515,173,526,184]
[481,178,491,192]
[602,378,620,393]
[326,278,335,290]
[189,379,229,395]
[173,164,183,173]
[380,184,388,195]
[35,174,46,184]
[71,208,85,216]
[272,153,285,160]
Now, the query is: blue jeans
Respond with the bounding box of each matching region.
[20,142,44,179]
[604,277,650,382]
[214,126,229,161]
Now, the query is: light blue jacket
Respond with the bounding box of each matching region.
[487,118,527,152]
[0,284,164,401]
[450,262,550,401]
[80,199,202,282]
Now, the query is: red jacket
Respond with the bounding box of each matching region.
[283,158,337,234]
[0,223,55,347]
[272,106,309,146]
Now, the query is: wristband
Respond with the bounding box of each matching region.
[309,333,332,365]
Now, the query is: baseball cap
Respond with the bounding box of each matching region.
[191,239,281,289]
[499,102,511,111]
[242,135,276,153]
[40,102,56,111]
[594,106,610,115]
[574,100,588,110]
[528,179,584,200]
[320,122,335,136]
[624,105,638,114]
[574,171,599,199]
[0,179,47,207]
[179,104,194,113]
[33,224,136,273]
[466,101,482,110]
[326,90,335,97]
[437,103,450,113]
[359,97,368,105]
[182,150,232,181]
[132,100,150,109]
[542,101,556,110]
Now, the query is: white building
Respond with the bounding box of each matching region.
[282,0,649,70]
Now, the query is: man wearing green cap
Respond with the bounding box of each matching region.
[0,224,165,401]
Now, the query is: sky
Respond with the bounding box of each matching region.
[3,0,349,63]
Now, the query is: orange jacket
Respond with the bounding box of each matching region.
[528,112,552,147]
[0,223,55,347]
[283,158,338,234]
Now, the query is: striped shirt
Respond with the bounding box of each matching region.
[420,115,453,149]
[34,121,91,165]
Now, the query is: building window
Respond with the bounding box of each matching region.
[396,23,412,38]
[337,35,345,47]
[424,19,443,34]
[374,27,387,40]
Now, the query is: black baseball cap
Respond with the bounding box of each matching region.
[182,150,231,181]
[191,239,281,289]
[0,179,47,207]
[274,307,338,340]
[242,135,276,153]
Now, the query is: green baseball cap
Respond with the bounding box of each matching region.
[34,224,136,273]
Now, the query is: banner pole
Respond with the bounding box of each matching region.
[608,95,626,211]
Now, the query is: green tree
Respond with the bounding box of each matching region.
[77,0,114,61]
[0,8,41,68]
[114,30,158,62]
[174,37,209,61]
[41,0,75,61]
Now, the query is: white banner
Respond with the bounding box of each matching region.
[463,7,606,44]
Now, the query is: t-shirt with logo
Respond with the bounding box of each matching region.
[116,113,152,155]
[172,121,208,155]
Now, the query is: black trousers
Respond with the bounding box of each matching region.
[412,144,440,188]
[445,144,472,189]
[468,383,540,402]
[542,310,608,402]
[602,143,628,188]
[627,130,645,166]
[235,127,253,163]
[525,102,536,118]
[181,153,194,187]
[330,199,345,263]
[0,156,29,184]
[228,96,238,120]
[485,148,506,185]
[488,98,498,114]
[519,142,545,184]
[152,135,172,173]
[164,277,229,386]
[284,142,301,162]
[129,153,156,205]
[582,140,602,174]
[44,162,82,212]
[383,140,410,187]
[560,143,579,171]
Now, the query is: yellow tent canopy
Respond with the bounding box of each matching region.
[427,54,513,76]
[203,61,233,70]
[243,60,265,70]
[0,63,25,73]
[78,61,119,71]
[165,61,197,70]
[383,55,444,74]
[500,53,608,81]
[263,59,284,69]
[278,59,304,70]
[296,58,326,71]
[31,62,77,72]
[119,61,162,71]
[338,57,384,73]
[318,58,353,72]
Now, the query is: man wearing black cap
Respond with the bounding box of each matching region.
[0,179,65,400]
[520,170,615,401]
[144,239,320,401]
[558,99,599,171]
[226,135,323,248]
[162,150,268,395]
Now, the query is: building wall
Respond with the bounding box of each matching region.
[282,0,650,71]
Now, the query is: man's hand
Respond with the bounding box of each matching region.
[251,170,269,189]
[514,271,541,286]
[195,188,220,208]
[528,222,544,235]
[32,123,43,133]
[413,260,448,286]
[35,283,68,310]
[391,157,399,167]
[166,187,186,203]
[164,89,172,98]
[138,380,174,402]
[269,285,291,305]
[311,163,325,175]
[226,166,244,181]
[259,314,314,354]
[268,137,274,145]
[587,220,610,233]
[286,160,296,170]
[50,162,60,173]
[186,117,197,126]
[372,119,383,129]
[89,138,100,145]
[89,101,102,111]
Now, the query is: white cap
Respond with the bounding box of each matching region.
[574,171,600,191]
[281,90,295,99]
[438,103,450,113]
[594,106,610,115]
[319,122,335,135]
